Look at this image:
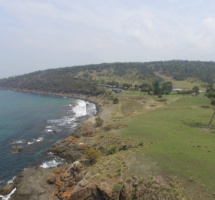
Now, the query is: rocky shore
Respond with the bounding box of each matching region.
[0,120,184,200]
[0,91,107,199]
[0,90,185,200]
[0,125,86,200]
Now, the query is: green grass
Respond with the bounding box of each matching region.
[120,95,215,194]
[119,90,146,97]
[155,71,206,91]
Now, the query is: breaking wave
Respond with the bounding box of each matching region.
[7,176,16,184]
[9,139,24,144]
[27,137,44,145]
[46,100,96,133]
[40,154,64,168]
[0,188,16,200]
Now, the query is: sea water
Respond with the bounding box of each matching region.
[0,90,96,186]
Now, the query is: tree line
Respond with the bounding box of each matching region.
[1,60,215,95]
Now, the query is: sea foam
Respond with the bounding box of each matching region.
[34,137,44,142]
[7,176,16,184]
[27,141,34,145]
[0,188,16,200]
[46,100,96,131]
[9,139,24,144]
[27,137,44,145]
[73,100,87,117]
[40,156,63,168]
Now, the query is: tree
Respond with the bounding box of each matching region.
[139,82,152,93]
[122,83,132,90]
[162,82,173,94]
[192,86,200,95]
[153,81,160,95]
[206,88,215,128]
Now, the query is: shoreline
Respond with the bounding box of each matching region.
[0,89,104,199]
[0,88,192,200]
[0,87,101,113]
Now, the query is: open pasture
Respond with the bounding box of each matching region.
[118,94,215,197]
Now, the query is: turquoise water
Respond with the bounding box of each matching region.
[0,90,96,186]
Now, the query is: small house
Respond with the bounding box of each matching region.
[112,88,123,93]
[172,88,182,92]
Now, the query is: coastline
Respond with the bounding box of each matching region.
[0,89,104,200]
[0,88,188,200]
[0,87,101,112]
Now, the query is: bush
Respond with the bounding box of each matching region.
[112,184,122,193]
[113,98,119,104]
[109,95,114,100]
[95,117,104,127]
[106,146,118,155]
[138,141,144,146]
[104,125,112,131]
[98,146,106,153]
[85,147,102,162]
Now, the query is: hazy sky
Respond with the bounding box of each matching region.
[1,0,215,78]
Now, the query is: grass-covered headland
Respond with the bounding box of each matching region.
[116,92,215,199]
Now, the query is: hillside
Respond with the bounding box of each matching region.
[1,61,215,95]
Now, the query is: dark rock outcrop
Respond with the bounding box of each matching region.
[0,183,15,196]
[10,146,23,153]
[47,176,56,184]
[48,140,83,163]
[8,167,59,200]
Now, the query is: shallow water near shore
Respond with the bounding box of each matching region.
[0,90,96,186]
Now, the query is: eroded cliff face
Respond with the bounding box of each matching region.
[46,160,184,200]
[0,162,184,200]
[1,167,59,200]
[0,121,184,200]
[44,123,184,200]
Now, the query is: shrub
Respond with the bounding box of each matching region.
[98,146,106,153]
[138,141,144,146]
[112,184,122,193]
[106,146,118,155]
[104,125,112,131]
[113,98,119,104]
[95,117,104,127]
[85,147,102,162]
[109,95,114,100]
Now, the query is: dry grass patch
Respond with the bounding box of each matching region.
[87,149,134,181]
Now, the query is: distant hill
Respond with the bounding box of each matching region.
[0,61,215,95]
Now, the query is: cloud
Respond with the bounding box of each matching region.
[203,17,215,31]
[0,0,215,78]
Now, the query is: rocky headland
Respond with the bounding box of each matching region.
[0,90,185,200]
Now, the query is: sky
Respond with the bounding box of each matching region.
[0,0,215,78]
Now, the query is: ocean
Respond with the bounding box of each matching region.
[0,90,96,186]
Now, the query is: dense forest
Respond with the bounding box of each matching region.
[152,60,215,84]
[0,60,215,95]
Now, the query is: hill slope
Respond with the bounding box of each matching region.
[1,61,215,94]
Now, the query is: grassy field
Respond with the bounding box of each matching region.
[154,71,206,91]
[112,92,215,199]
